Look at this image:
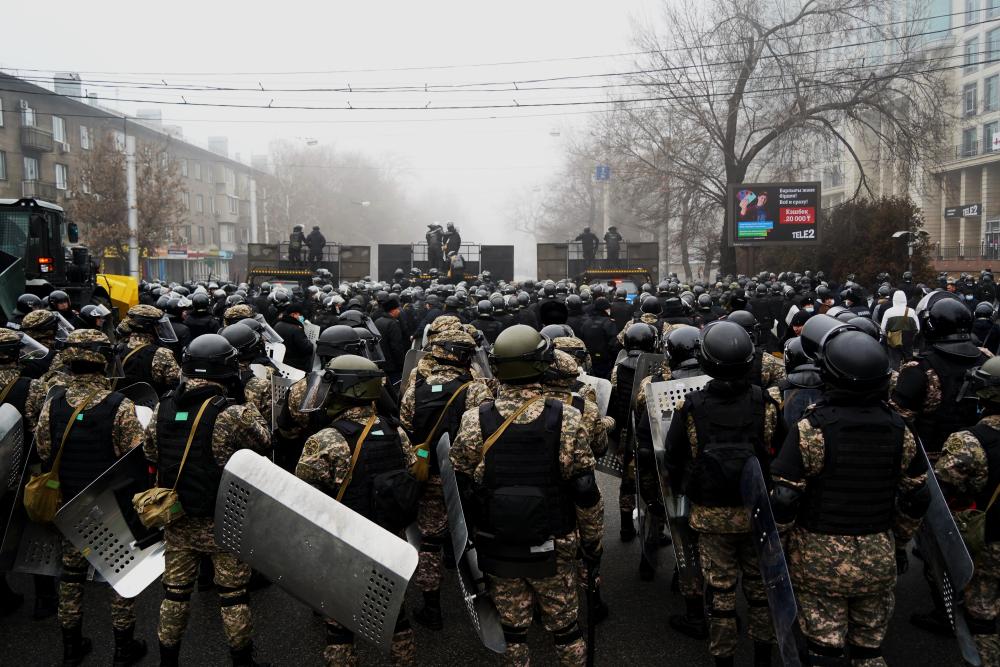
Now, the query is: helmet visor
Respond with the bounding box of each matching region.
[154,315,179,343]
[253,314,284,344]
[299,370,332,412]
[19,333,48,360]
[52,311,75,342]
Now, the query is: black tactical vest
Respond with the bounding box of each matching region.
[331,416,407,522]
[477,399,575,543]
[156,390,227,517]
[49,387,124,499]
[411,375,471,473]
[915,350,981,452]
[613,353,640,437]
[1,376,32,418]
[122,345,157,390]
[800,403,905,535]
[779,370,823,429]
[969,422,1000,543]
[750,348,765,387]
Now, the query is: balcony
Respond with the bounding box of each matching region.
[22,180,60,201]
[20,126,53,153]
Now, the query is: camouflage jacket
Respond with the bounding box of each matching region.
[239,361,273,427]
[143,378,271,469]
[126,333,181,390]
[37,373,145,464]
[296,403,416,497]
[399,362,493,441]
[616,313,660,346]
[0,365,47,432]
[760,351,786,389]
[450,382,604,546]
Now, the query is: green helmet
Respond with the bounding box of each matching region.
[327,354,384,401]
[970,357,1000,404]
[489,324,553,383]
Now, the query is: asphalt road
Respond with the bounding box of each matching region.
[0,473,965,666]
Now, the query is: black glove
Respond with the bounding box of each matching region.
[580,540,603,568]
[896,548,909,575]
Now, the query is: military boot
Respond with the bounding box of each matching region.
[112,625,147,667]
[753,640,772,666]
[620,510,636,542]
[159,641,180,667]
[33,574,58,620]
[230,642,269,667]
[413,589,443,630]
[61,625,93,667]
[668,596,708,640]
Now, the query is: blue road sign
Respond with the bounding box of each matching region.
[595,165,611,181]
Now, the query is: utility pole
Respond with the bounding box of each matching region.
[125,135,139,280]
[250,178,258,244]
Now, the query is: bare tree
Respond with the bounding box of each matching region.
[633,0,953,274]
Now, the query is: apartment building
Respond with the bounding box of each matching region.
[0,71,271,282]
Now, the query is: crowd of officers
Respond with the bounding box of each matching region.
[1,265,1000,667]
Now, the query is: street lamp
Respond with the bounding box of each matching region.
[892,230,929,274]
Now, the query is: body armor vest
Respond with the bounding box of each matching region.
[412,375,472,473]
[156,390,228,517]
[122,345,158,391]
[49,387,124,499]
[800,403,904,535]
[613,353,640,437]
[969,422,1000,543]
[1,375,32,418]
[330,416,406,523]
[779,370,823,428]
[915,350,981,452]
[750,348,765,387]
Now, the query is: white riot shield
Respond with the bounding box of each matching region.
[401,350,426,388]
[117,382,159,410]
[578,373,611,417]
[0,438,61,576]
[270,375,297,433]
[472,347,493,380]
[53,447,165,598]
[266,342,286,364]
[272,360,306,383]
[250,363,272,381]
[303,321,321,343]
[134,406,153,430]
[437,433,506,653]
[214,450,418,654]
[644,376,710,592]
[0,404,24,499]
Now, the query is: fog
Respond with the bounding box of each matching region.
[2,0,658,277]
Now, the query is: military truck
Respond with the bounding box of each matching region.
[0,198,99,321]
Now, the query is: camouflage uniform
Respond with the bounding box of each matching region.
[451,382,603,667]
[36,364,145,633]
[399,334,493,596]
[122,331,181,389]
[400,316,488,396]
[143,378,271,651]
[760,351,786,389]
[544,350,611,458]
[609,362,637,517]
[616,313,660,346]
[296,403,418,666]
[664,391,781,658]
[239,360,274,427]
[935,416,1000,666]
[772,409,926,666]
[224,304,255,327]
[0,362,46,432]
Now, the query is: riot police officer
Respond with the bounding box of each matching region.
[470,300,504,345]
[185,293,221,338]
[36,329,147,666]
[664,320,782,667]
[144,334,271,667]
[771,323,930,666]
[725,310,785,389]
[117,305,181,396]
[399,328,493,631]
[295,355,418,665]
[774,337,823,428]
[450,325,602,666]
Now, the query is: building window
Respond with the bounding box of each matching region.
[79,125,90,150]
[240,227,248,243]
[210,196,216,215]
[52,116,66,144]
[967,37,981,72]
[195,194,204,213]
[987,121,1000,152]
[228,196,238,214]
[181,192,190,210]
[212,227,219,245]
[23,156,38,181]
[226,168,235,189]
[80,177,90,194]
[990,28,1000,63]
[193,162,202,180]
[966,83,979,115]
[205,164,212,183]
[990,0,1000,18]
[114,131,125,152]
[198,226,205,245]
[55,164,68,190]
[221,224,235,243]
[0,151,6,180]
[963,126,980,156]
[0,98,4,127]
[20,101,35,127]
[988,76,1000,111]
[180,158,188,177]
[969,0,981,25]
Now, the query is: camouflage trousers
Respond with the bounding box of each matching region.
[59,539,135,630]
[158,517,253,650]
[965,543,1000,667]
[415,474,447,593]
[324,612,415,666]
[796,588,893,667]
[618,451,636,514]
[698,531,773,658]
[490,536,586,667]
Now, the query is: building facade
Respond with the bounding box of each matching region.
[0,72,272,282]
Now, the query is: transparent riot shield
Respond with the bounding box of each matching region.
[53,447,165,598]
[916,444,981,666]
[401,350,426,388]
[214,450,418,654]
[270,374,297,433]
[0,438,62,577]
[644,376,710,592]
[630,353,665,563]
[578,373,611,417]
[741,457,800,667]
[0,404,23,501]
[303,321,321,343]
[437,433,506,654]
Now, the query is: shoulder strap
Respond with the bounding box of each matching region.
[336,408,379,503]
[123,344,151,367]
[0,375,21,405]
[418,380,474,449]
[165,397,216,491]
[481,396,545,461]
[49,388,101,476]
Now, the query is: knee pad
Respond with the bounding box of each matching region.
[60,565,88,585]
[501,624,529,645]
[327,624,355,645]
[162,584,193,603]
[216,585,249,608]
[552,621,583,646]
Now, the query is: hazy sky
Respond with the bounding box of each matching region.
[2,0,660,271]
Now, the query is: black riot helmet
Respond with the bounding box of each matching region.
[540,324,575,340]
[800,314,849,361]
[337,310,366,327]
[623,322,659,353]
[565,294,583,314]
[79,303,112,330]
[640,296,661,315]
[847,316,883,343]
[220,323,263,362]
[477,299,493,317]
[664,325,700,372]
[968,356,1000,406]
[48,290,71,310]
[816,328,891,394]
[316,325,366,362]
[976,302,996,319]
[696,320,754,380]
[15,293,44,316]
[925,297,974,342]
[182,334,239,380]
[725,309,759,345]
[782,336,816,372]
[190,292,212,313]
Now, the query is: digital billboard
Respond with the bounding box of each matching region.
[728,182,821,247]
